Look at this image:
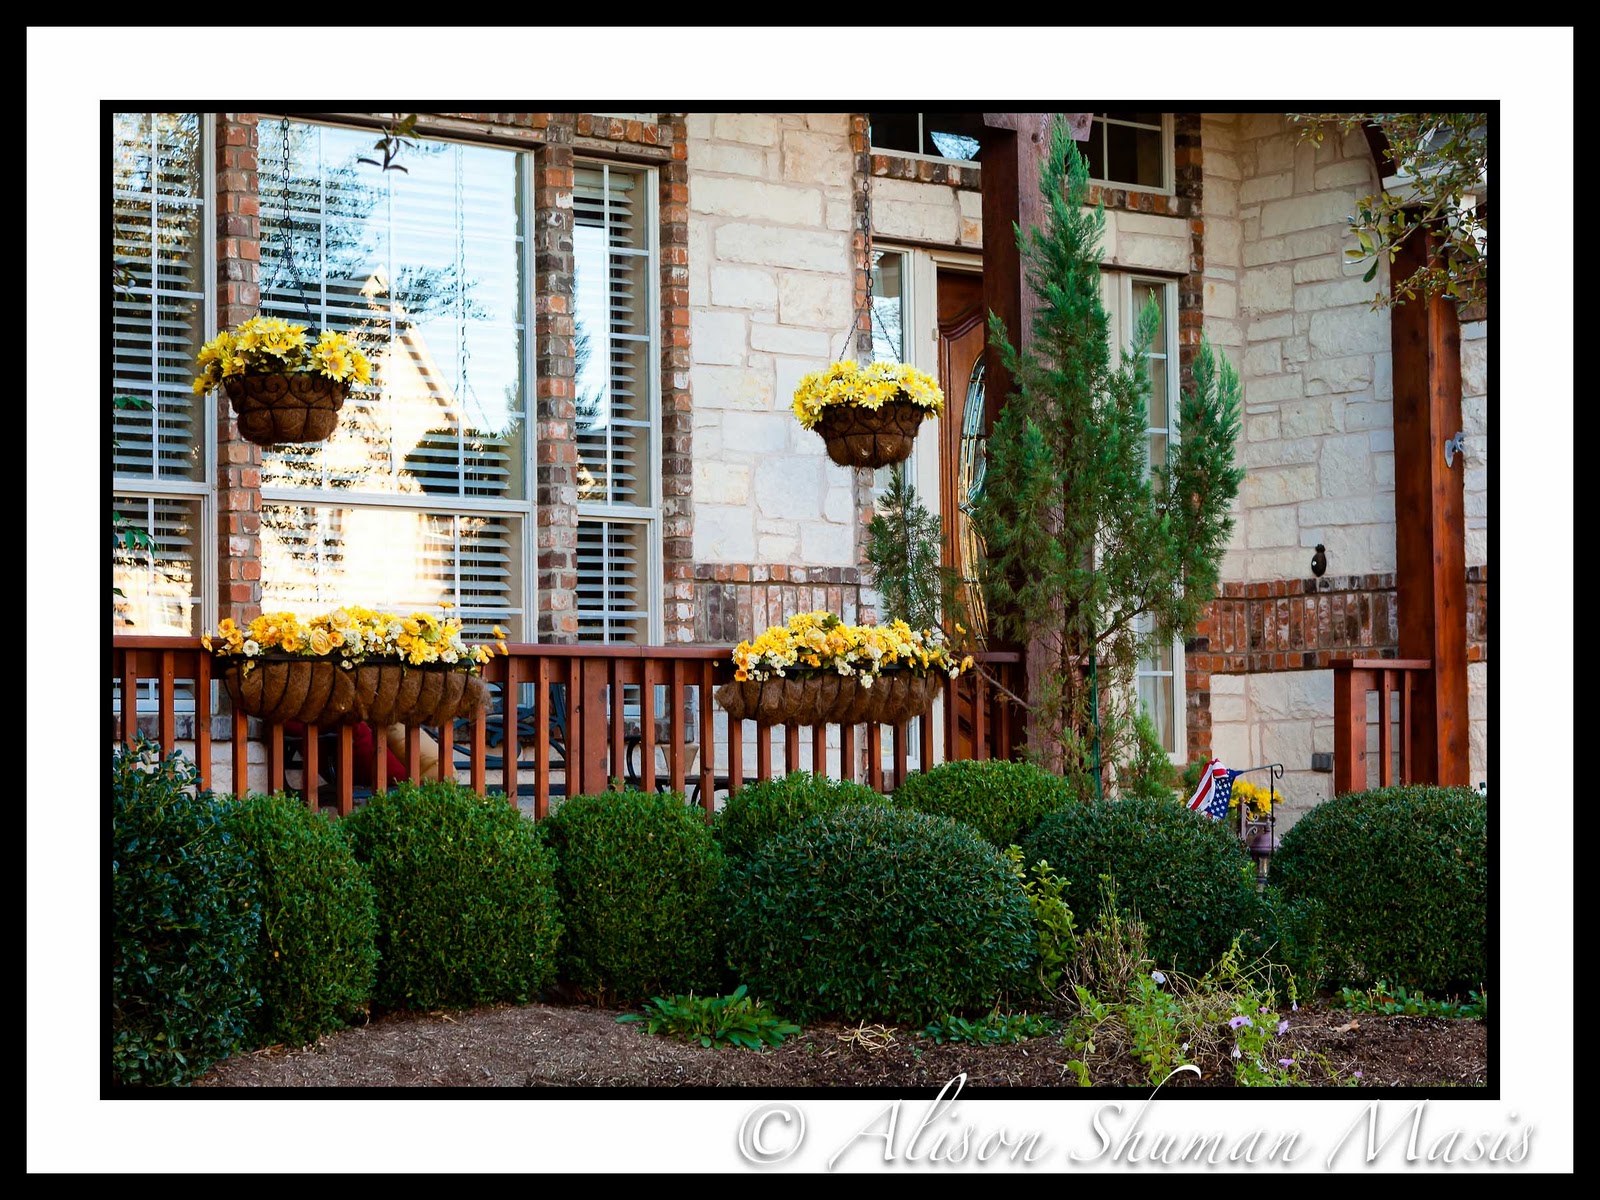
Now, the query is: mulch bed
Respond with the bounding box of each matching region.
[197,997,1486,1089]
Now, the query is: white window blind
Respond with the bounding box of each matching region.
[257,119,532,638]
[112,112,208,482]
[112,494,202,635]
[573,162,659,643]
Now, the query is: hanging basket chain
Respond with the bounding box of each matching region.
[261,116,317,325]
[834,165,876,362]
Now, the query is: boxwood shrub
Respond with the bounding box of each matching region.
[714,770,885,860]
[1269,785,1487,992]
[540,789,723,1004]
[1022,796,1258,974]
[113,740,259,1086]
[724,806,1035,1024]
[343,780,561,1011]
[892,758,1084,849]
[223,793,379,1047]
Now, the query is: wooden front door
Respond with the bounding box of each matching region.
[936,268,989,643]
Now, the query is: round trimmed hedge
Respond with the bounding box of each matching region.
[1269,785,1487,992]
[1022,797,1258,974]
[224,792,379,1047]
[343,780,561,1011]
[892,758,1085,849]
[113,741,260,1086]
[714,770,886,860]
[540,789,723,1004]
[724,806,1035,1024]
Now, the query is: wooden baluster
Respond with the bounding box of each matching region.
[533,656,551,820]
[437,714,454,783]
[670,659,686,796]
[892,721,908,793]
[567,657,584,796]
[158,650,175,758]
[469,707,487,796]
[373,721,388,797]
[919,708,934,774]
[1332,664,1367,796]
[755,721,772,783]
[303,724,319,812]
[336,725,354,817]
[121,655,138,746]
[943,676,956,762]
[405,724,422,785]
[231,705,249,800]
[582,659,608,794]
[839,723,858,785]
[996,675,1012,761]
[268,722,285,795]
[728,716,744,797]
[784,723,800,775]
[699,662,716,819]
[1378,669,1394,788]
[609,659,627,792]
[501,655,521,806]
[195,651,212,792]
[640,660,657,793]
[866,722,883,792]
[973,670,989,761]
[1401,671,1415,785]
[812,723,827,776]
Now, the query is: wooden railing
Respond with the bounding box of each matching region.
[111,638,1025,820]
[1331,657,1432,794]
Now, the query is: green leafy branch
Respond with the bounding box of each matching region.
[358,114,421,174]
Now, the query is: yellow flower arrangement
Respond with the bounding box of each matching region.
[202,605,504,675]
[192,316,373,395]
[731,610,968,685]
[790,360,945,430]
[1229,778,1276,823]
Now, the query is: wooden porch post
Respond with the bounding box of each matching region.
[1390,226,1470,785]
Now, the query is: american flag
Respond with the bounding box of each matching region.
[1186,758,1237,822]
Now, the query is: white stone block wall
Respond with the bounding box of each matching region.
[1461,319,1488,567]
[1206,113,1396,584]
[871,176,983,249]
[1208,669,1335,833]
[687,113,862,566]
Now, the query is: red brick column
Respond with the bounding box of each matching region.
[533,115,579,642]
[215,112,262,626]
[659,114,696,643]
[849,113,877,620]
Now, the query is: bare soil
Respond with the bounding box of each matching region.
[197,997,1486,1090]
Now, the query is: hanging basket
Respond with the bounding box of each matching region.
[814,399,928,469]
[219,656,491,728]
[224,373,350,446]
[715,672,942,727]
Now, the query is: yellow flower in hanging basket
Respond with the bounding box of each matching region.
[790,360,945,430]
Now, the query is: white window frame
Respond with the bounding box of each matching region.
[112,110,218,635]
[1105,270,1186,761]
[255,119,539,641]
[571,158,663,644]
[1084,112,1175,196]
[868,112,1176,196]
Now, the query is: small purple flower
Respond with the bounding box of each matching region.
[1291,1000,1298,1012]
[1259,1005,1269,1014]
[1353,1071,1363,1080]
[1278,1058,1295,1068]
[1229,1015,1253,1030]
[1231,1045,1242,1059]
[1150,970,1166,985]
[1277,1019,1289,1036]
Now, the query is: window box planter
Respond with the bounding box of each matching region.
[223,373,350,445]
[219,656,490,728]
[715,671,942,727]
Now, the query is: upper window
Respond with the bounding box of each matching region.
[573,161,659,643]
[112,111,211,636]
[868,113,986,163]
[1082,112,1170,192]
[255,118,531,640]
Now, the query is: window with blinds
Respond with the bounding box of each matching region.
[256,119,531,637]
[112,112,210,636]
[573,162,659,643]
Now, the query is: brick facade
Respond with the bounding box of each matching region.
[659,115,696,642]
[694,564,865,643]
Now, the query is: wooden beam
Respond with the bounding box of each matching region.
[979,113,1052,429]
[1390,225,1470,785]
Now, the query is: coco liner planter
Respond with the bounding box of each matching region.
[715,672,942,727]
[224,373,350,445]
[220,656,490,727]
[814,399,927,469]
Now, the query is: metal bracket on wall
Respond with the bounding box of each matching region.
[1443,430,1466,467]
